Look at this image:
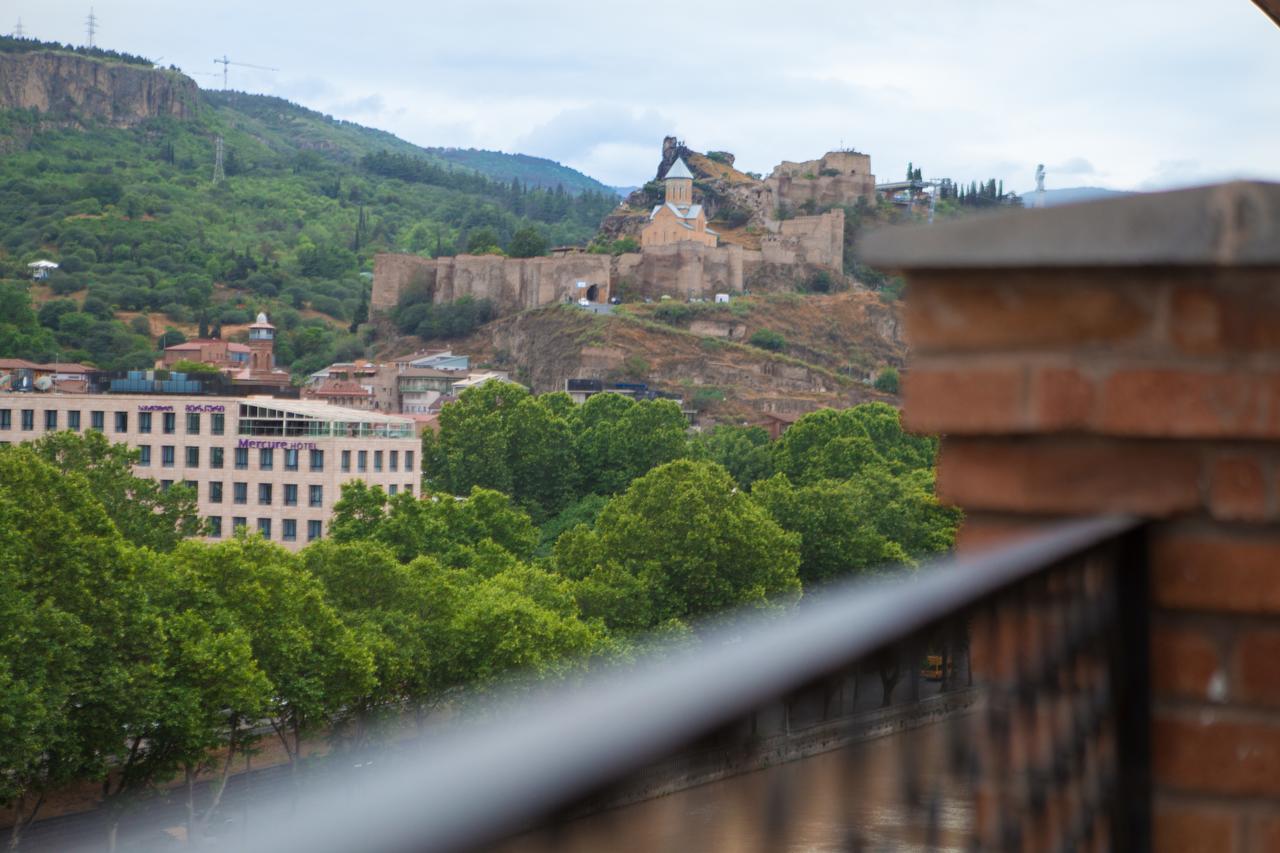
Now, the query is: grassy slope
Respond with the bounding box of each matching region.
[0,51,617,374]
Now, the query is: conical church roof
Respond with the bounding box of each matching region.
[663,158,693,180]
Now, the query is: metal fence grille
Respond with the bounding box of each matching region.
[24,517,1148,853]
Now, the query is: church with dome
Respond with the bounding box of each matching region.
[640,157,719,249]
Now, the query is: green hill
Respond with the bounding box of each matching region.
[0,43,616,377]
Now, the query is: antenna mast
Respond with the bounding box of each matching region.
[14,18,23,38]
[213,136,225,184]
[85,7,97,48]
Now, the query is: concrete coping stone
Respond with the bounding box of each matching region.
[859,181,1280,270]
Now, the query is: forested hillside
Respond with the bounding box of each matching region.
[0,44,616,376]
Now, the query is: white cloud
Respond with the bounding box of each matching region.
[21,0,1280,190]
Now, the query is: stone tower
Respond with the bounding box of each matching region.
[664,157,694,206]
[247,312,275,373]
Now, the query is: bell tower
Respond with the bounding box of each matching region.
[247,312,276,373]
[664,157,694,206]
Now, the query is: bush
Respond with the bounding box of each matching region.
[874,366,900,394]
[653,302,694,326]
[621,355,649,378]
[691,387,726,411]
[803,270,835,293]
[748,329,786,352]
[170,359,222,375]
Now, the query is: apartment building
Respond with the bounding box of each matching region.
[0,393,419,551]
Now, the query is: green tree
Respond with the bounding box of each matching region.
[301,540,437,745]
[465,227,502,255]
[0,446,160,849]
[173,535,375,773]
[572,395,689,496]
[507,226,549,258]
[689,424,775,488]
[504,395,578,519]
[555,460,801,628]
[28,430,202,551]
[751,473,909,585]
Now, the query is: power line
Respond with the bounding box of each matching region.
[85,7,97,48]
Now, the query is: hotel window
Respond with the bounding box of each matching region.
[235,447,249,470]
[390,450,399,472]
[210,447,224,469]
[184,446,199,467]
[90,410,104,431]
[139,411,152,433]
[257,518,272,539]
[68,410,80,430]
[138,445,151,466]
[259,483,272,505]
[406,450,415,471]
[211,413,225,435]
[183,480,197,492]
[114,412,127,433]
[233,482,247,504]
[260,448,274,470]
[21,409,34,431]
[388,484,398,496]
[208,516,223,538]
[282,519,297,542]
[209,481,223,503]
[404,484,413,496]
[374,450,383,472]
[357,450,367,472]
[233,516,247,533]
[162,412,176,434]
[0,409,11,429]
[309,485,323,508]
[161,445,175,467]
[341,450,351,472]
[309,449,324,472]
[45,409,58,430]
[160,479,173,491]
[187,412,200,434]
[307,520,322,541]
[284,448,299,471]
[284,484,298,506]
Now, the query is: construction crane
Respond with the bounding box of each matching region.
[213,55,279,90]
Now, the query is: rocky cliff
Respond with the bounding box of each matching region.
[0,51,199,127]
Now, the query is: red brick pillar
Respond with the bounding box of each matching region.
[863,182,1280,852]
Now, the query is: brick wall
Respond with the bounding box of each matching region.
[863,182,1280,852]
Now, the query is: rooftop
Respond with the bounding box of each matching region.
[663,158,693,181]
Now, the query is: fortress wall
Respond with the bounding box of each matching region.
[372,252,611,317]
[759,210,844,272]
[372,253,438,314]
[614,243,745,300]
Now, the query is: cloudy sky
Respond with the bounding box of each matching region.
[17,1,1280,190]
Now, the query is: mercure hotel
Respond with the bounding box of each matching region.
[0,392,419,550]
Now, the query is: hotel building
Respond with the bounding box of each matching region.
[0,393,419,551]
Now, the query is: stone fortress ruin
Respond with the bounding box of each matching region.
[371,138,875,318]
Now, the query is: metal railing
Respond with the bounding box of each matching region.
[204,514,1148,853]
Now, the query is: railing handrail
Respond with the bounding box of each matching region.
[225,514,1142,853]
